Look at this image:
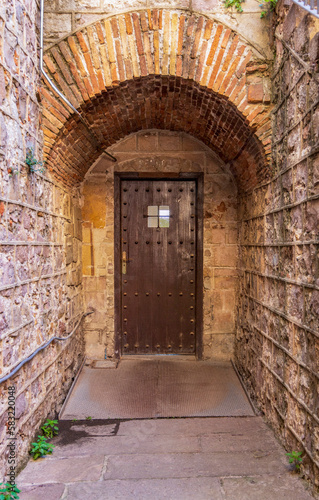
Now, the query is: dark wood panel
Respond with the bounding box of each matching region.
[115,174,203,356]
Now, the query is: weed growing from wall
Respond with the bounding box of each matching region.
[25,148,45,174]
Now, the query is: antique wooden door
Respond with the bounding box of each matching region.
[116,175,202,356]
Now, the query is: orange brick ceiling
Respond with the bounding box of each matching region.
[41,9,272,191]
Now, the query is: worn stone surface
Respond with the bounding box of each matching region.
[82,131,238,360]
[20,484,65,500]
[18,417,313,499]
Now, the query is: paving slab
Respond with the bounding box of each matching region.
[221,474,314,499]
[51,434,201,458]
[199,428,283,453]
[104,450,287,480]
[67,478,224,500]
[18,455,105,485]
[19,484,65,500]
[16,417,314,499]
[116,416,265,436]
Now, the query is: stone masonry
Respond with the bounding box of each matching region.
[40,9,272,191]
[42,0,273,60]
[235,1,319,492]
[0,0,84,481]
[0,0,318,494]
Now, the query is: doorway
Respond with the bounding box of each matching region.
[114,173,203,357]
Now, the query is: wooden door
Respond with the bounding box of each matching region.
[116,175,202,356]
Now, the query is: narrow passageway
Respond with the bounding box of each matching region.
[19,416,313,499]
[18,359,313,499]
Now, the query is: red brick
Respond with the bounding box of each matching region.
[132,13,144,55]
[248,83,264,103]
[221,29,231,49]
[224,76,238,97]
[246,105,264,123]
[39,87,70,118]
[125,13,133,35]
[83,52,100,94]
[159,10,163,30]
[42,11,271,194]
[51,47,73,85]
[111,18,119,38]
[229,76,246,102]
[82,76,94,97]
[195,40,207,82]
[76,32,89,53]
[219,45,245,94]
[207,48,225,89]
[95,22,105,44]
[236,51,252,78]
[187,15,195,37]
[124,58,133,80]
[154,31,160,73]
[144,32,154,74]
[139,54,148,77]
[204,19,214,40]
[140,12,148,32]
[222,36,238,72]
[191,17,204,59]
[59,41,90,101]
[177,16,186,55]
[206,25,223,66]
[152,9,159,30]
[176,55,183,77]
[147,10,153,30]
[115,39,125,81]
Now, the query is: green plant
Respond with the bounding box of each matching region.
[224,0,245,12]
[286,451,303,472]
[41,419,59,439]
[260,0,277,18]
[0,483,20,500]
[72,418,78,423]
[25,148,45,174]
[85,416,92,421]
[224,0,277,16]
[30,436,55,460]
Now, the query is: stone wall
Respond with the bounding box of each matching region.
[0,0,84,480]
[235,1,319,491]
[43,0,272,59]
[82,130,238,361]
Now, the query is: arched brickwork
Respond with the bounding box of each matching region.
[40,9,272,191]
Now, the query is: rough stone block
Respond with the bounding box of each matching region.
[158,133,181,151]
[137,132,157,151]
[214,246,237,267]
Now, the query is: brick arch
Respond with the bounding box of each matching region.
[41,9,272,191]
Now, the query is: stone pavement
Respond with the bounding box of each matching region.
[18,417,313,500]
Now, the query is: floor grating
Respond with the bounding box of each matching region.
[60,358,255,420]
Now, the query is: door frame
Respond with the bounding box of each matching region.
[114,172,204,359]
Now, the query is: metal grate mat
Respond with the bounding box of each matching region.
[60,358,255,420]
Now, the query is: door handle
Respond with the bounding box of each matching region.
[122,251,127,275]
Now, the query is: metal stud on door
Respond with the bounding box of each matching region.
[121,179,196,354]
